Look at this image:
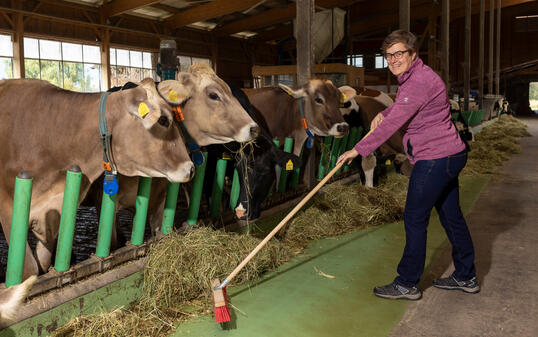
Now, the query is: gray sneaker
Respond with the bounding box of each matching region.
[433,275,480,293]
[373,281,422,300]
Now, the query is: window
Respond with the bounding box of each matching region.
[530,82,538,112]
[375,53,388,69]
[0,34,13,80]
[178,55,212,73]
[347,54,363,68]
[110,48,155,87]
[23,37,101,92]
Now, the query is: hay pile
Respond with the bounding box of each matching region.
[281,174,408,249]
[53,172,409,337]
[462,115,530,175]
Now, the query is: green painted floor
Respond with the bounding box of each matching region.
[172,175,490,337]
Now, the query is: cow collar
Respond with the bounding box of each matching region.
[282,90,314,149]
[98,91,119,195]
[172,104,204,166]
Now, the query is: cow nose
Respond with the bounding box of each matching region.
[337,124,349,134]
[250,125,260,137]
[189,164,195,180]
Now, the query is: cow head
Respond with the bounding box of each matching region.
[234,142,302,221]
[279,79,353,138]
[157,63,259,146]
[109,78,194,183]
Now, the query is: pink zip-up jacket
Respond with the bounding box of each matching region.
[354,57,465,164]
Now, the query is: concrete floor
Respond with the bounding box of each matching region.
[390,116,538,337]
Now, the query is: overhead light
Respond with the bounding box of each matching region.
[516,15,538,19]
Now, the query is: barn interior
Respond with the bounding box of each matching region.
[0,1,537,336]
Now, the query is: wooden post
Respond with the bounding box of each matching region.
[479,0,485,108]
[495,0,501,95]
[399,0,410,32]
[100,28,111,90]
[441,0,449,90]
[296,0,315,189]
[12,13,24,78]
[427,11,437,70]
[464,0,471,112]
[488,0,494,94]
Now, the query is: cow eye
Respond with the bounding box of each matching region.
[315,97,324,104]
[157,116,170,127]
[209,92,220,101]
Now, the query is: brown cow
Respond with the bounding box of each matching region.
[0,77,201,278]
[0,275,36,324]
[243,80,355,156]
[89,63,260,236]
[340,87,413,186]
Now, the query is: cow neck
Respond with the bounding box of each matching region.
[98,91,119,195]
[284,91,314,149]
[172,104,204,166]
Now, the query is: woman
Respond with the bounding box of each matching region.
[337,30,479,300]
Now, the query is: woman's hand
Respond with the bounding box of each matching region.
[337,148,359,166]
[371,112,385,129]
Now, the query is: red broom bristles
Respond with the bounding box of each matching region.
[212,280,231,323]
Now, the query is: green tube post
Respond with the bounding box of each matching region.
[290,144,304,189]
[344,128,359,172]
[336,134,349,174]
[278,137,294,193]
[317,136,333,179]
[187,152,208,225]
[131,177,152,245]
[54,165,82,272]
[210,158,228,217]
[96,187,117,258]
[229,169,240,210]
[161,182,180,235]
[329,137,342,171]
[5,172,33,287]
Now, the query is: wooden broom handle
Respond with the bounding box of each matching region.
[222,128,375,286]
[224,160,344,283]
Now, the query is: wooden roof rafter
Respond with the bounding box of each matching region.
[164,0,264,29]
[100,0,162,19]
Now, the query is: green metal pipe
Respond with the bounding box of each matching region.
[317,136,333,179]
[265,139,281,200]
[54,165,82,272]
[96,187,117,258]
[344,128,359,172]
[336,134,349,174]
[161,182,180,235]
[187,152,208,225]
[329,137,342,171]
[290,144,304,189]
[5,172,33,287]
[210,158,228,217]
[278,137,294,193]
[229,169,240,210]
[131,177,152,245]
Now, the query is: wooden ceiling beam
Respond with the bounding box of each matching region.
[253,24,294,42]
[216,0,359,35]
[100,0,162,19]
[165,0,262,29]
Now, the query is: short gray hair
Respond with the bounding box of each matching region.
[381,30,418,53]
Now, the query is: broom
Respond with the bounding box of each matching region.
[212,128,377,323]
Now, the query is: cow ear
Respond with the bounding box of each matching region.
[338,85,357,102]
[271,147,302,168]
[157,73,196,105]
[278,83,307,98]
[123,81,161,129]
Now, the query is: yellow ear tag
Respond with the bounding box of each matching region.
[341,93,347,101]
[222,153,231,160]
[286,159,294,171]
[138,102,149,118]
[168,89,178,102]
[385,159,392,165]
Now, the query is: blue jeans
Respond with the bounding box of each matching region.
[395,150,476,287]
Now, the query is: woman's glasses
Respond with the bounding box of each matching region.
[384,49,411,61]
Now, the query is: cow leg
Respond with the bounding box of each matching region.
[362,154,376,188]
